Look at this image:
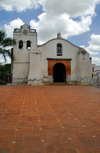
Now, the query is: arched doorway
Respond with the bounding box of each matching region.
[53,63,66,82]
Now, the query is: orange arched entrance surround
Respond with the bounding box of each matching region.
[47,58,71,76]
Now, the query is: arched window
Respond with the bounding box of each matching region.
[19,40,23,49]
[57,43,62,56]
[27,40,31,49]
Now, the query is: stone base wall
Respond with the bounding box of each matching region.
[71,81,92,86]
[12,77,92,86]
[12,78,28,85]
[28,76,48,85]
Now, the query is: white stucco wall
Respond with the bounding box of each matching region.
[13,63,29,84]
[76,49,92,84]
[38,38,80,82]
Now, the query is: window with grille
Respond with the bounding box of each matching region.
[57,44,62,56]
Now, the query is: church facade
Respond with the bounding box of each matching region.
[12,23,92,85]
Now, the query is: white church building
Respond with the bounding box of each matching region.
[12,23,92,85]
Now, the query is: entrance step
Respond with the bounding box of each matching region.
[49,83,73,86]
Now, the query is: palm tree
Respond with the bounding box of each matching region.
[0,29,16,63]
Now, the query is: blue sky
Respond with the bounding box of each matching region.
[0,0,100,65]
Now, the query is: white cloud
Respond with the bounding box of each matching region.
[80,34,100,65]
[2,0,100,44]
[29,0,100,44]
[87,34,100,51]
[81,34,100,54]
[4,18,24,37]
[92,57,100,65]
[80,45,99,55]
[0,0,100,16]
[37,0,100,17]
[0,0,39,12]
[30,13,92,44]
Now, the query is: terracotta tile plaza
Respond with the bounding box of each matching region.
[0,85,100,153]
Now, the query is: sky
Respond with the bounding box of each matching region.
[0,0,100,65]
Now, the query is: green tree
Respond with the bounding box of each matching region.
[0,29,16,62]
[0,63,11,84]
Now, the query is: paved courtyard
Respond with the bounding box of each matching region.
[0,85,100,153]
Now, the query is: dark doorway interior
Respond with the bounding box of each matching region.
[53,63,66,82]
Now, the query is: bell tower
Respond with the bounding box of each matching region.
[12,23,37,84]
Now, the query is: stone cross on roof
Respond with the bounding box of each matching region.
[57,32,61,38]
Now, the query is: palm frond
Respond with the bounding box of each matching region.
[2,38,16,47]
[0,29,16,63]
